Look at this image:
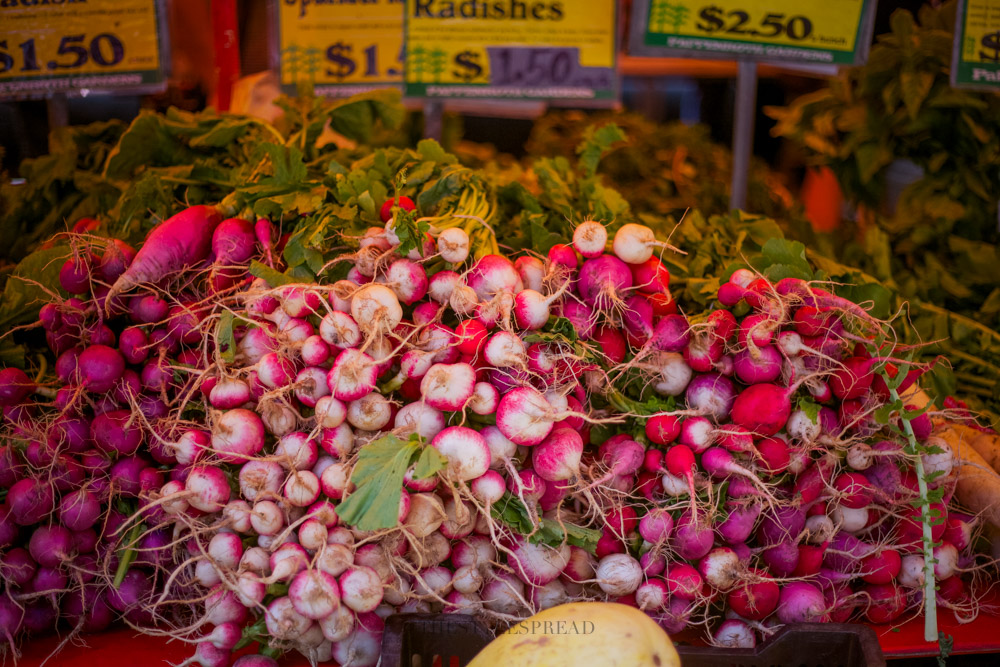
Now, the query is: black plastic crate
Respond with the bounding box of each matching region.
[380,614,886,667]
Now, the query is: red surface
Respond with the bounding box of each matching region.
[15,606,1000,665]
[210,0,241,112]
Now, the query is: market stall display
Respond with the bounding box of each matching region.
[1,88,998,667]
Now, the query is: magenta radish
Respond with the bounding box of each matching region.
[727,570,779,620]
[733,345,782,384]
[59,254,92,294]
[557,300,595,340]
[650,314,690,352]
[577,254,633,311]
[78,344,126,393]
[684,373,736,421]
[108,205,222,300]
[0,368,34,406]
[730,382,796,437]
[91,409,143,456]
[672,509,715,560]
[665,563,704,600]
[9,478,55,526]
[776,581,829,623]
[638,508,674,543]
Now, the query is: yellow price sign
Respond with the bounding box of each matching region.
[403,0,618,101]
[0,0,165,98]
[631,0,876,65]
[952,0,1000,88]
[275,0,404,96]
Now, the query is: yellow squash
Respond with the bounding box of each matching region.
[468,602,681,667]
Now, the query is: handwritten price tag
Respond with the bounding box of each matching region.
[0,0,165,99]
[275,1,403,96]
[952,0,1000,89]
[404,0,618,102]
[630,0,877,65]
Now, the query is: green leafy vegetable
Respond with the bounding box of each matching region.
[491,492,601,553]
[336,434,446,531]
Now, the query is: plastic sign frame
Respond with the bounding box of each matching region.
[951,0,1000,90]
[628,0,877,66]
[0,0,169,100]
[402,0,620,105]
[270,0,405,97]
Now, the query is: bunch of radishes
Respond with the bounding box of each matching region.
[0,197,984,667]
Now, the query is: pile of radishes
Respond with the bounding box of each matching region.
[0,199,985,667]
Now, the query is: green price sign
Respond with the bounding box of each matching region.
[952,0,1000,89]
[629,0,877,65]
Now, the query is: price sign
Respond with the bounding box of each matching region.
[403,0,618,102]
[0,0,166,99]
[629,0,877,65]
[952,0,1000,89]
[274,0,404,96]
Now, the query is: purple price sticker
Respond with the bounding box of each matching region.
[485,46,615,91]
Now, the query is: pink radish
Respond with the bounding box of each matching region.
[431,427,491,481]
[420,362,476,411]
[496,386,555,446]
[108,205,222,301]
[212,408,265,463]
[437,227,470,263]
[730,382,796,437]
[531,427,583,482]
[612,223,674,264]
[573,220,608,257]
[466,254,522,300]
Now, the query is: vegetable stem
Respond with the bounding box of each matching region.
[892,385,938,643]
[113,521,145,589]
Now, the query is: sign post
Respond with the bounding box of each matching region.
[402,0,619,104]
[273,0,404,97]
[730,61,756,210]
[952,0,1000,89]
[629,0,877,210]
[0,0,167,100]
